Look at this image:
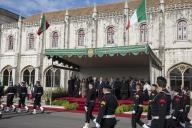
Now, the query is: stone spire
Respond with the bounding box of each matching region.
[92,3,97,20]
[65,9,69,23]
[124,0,129,16]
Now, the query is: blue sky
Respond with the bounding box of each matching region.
[0,0,125,17]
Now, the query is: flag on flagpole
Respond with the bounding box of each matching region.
[126,0,147,29]
[37,14,50,36]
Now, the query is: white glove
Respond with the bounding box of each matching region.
[84,106,88,112]
[96,122,100,128]
[132,110,136,114]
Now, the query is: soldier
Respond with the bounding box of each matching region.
[131,83,149,128]
[147,84,158,127]
[181,87,192,127]
[83,82,97,128]
[171,87,183,127]
[4,81,16,112]
[17,81,29,113]
[32,81,44,114]
[95,83,118,128]
[0,82,4,118]
[98,77,104,102]
[150,76,172,128]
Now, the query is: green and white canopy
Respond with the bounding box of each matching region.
[45,44,162,72]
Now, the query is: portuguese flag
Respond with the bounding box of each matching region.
[37,14,50,36]
[126,0,147,29]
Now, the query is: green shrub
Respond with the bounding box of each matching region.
[52,100,69,106]
[143,105,148,112]
[115,104,134,114]
[64,102,79,110]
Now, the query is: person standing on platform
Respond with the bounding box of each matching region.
[0,82,4,117]
[81,79,87,98]
[68,77,74,97]
[95,84,118,128]
[17,81,29,113]
[131,83,149,128]
[32,81,44,114]
[120,77,128,100]
[147,84,158,127]
[83,82,97,128]
[5,81,16,112]
[150,76,172,128]
[114,78,121,100]
[98,77,104,102]
[74,77,80,97]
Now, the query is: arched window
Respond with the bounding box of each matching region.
[3,68,12,86]
[28,33,34,50]
[140,23,148,42]
[8,35,14,50]
[52,31,59,48]
[45,68,61,87]
[55,69,60,87]
[177,20,187,40]
[22,67,35,85]
[107,27,114,44]
[78,29,85,46]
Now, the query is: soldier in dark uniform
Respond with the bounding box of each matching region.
[95,84,118,128]
[4,81,16,112]
[83,82,97,128]
[147,84,158,127]
[0,82,4,117]
[171,87,183,128]
[150,76,172,128]
[131,83,149,128]
[17,81,29,113]
[181,87,192,127]
[98,77,104,102]
[32,81,44,114]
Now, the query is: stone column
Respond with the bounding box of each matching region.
[124,1,129,46]
[12,67,16,85]
[35,67,39,83]
[64,10,70,49]
[92,4,98,48]
[15,16,23,83]
[159,0,165,76]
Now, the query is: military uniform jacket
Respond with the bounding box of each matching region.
[5,86,16,95]
[172,93,183,111]
[0,86,4,97]
[133,90,144,110]
[151,89,171,118]
[149,90,158,102]
[18,86,28,98]
[85,88,96,106]
[34,85,43,97]
[96,93,118,124]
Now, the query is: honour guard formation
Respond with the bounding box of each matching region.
[0,0,192,127]
[0,80,44,118]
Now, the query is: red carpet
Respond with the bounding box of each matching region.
[55,97,148,116]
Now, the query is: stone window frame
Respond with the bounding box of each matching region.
[27,33,35,50]
[7,35,14,51]
[44,67,61,87]
[51,31,59,48]
[106,26,115,45]
[177,19,188,41]
[77,28,85,47]
[139,22,148,43]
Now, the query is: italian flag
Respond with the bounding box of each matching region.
[37,14,50,36]
[126,0,147,29]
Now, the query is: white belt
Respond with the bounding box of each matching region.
[8,93,14,95]
[152,115,171,120]
[186,105,190,107]
[37,93,42,94]
[103,115,115,118]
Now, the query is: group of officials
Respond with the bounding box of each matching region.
[83,76,192,128]
[0,80,44,118]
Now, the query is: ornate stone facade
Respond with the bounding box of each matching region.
[0,0,192,90]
